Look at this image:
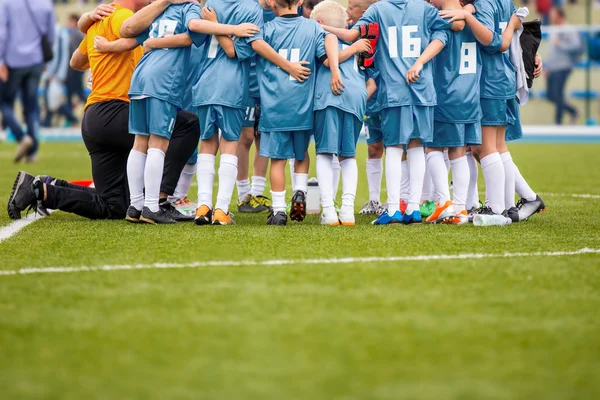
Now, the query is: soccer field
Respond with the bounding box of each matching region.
[1,141,600,399]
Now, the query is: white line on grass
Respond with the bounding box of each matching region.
[539,192,600,199]
[1,248,599,278]
[0,213,49,244]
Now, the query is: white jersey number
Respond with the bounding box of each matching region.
[278,48,301,81]
[149,19,177,40]
[207,36,220,59]
[341,44,359,73]
[388,25,421,59]
[459,42,477,75]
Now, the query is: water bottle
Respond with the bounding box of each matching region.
[473,214,512,226]
[306,178,320,214]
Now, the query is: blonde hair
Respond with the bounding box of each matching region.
[310,0,347,29]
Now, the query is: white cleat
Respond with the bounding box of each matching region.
[320,211,340,226]
[338,207,355,226]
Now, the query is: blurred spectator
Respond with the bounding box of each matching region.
[0,0,55,162]
[65,14,88,120]
[536,0,553,25]
[546,7,583,125]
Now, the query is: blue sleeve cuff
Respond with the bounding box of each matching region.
[483,32,503,54]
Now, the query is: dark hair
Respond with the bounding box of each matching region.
[553,7,566,19]
[274,0,302,8]
[303,0,324,9]
[461,0,475,5]
[68,13,81,23]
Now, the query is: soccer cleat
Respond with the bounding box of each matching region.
[516,195,546,222]
[238,194,271,213]
[140,207,177,225]
[339,207,356,226]
[320,211,340,226]
[125,206,142,223]
[7,171,42,219]
[173,198,197,220]
[502,206,520,223]
[467,206,483,223]
[402,209,422,224]
[359,200,384,215]
[194,205,213,225]
[160,201,195,222]
[372,210,403,225]
[425,200,456,224]
[212,209,235,225]
[419,200,436,218]
[399,199,408,215]
[14,136,34,163]
[289,190,307,222]
[237,194,253,213]
[267,211,287,226]
[444,209,469,225]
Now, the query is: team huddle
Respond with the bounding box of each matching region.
[7,0,548,227]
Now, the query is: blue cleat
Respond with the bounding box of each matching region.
[372,210,403,225]
[402,209,422,224]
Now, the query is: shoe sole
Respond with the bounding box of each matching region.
[125,215,140,223]
[7,171,27,220]
[238,207,270,214]
[341,221,355,226]
[194,217,211,226]
[139,216,157,225]
[426,208,456,224]
[290,202,306,222]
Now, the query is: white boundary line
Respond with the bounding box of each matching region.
[539,192,600,199]
[1,248,599,278]
[0,213,49,244]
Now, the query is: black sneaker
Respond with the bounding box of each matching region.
[516,195,546,222]
[139,206,177,224]
[125,206,142,223]
[289,190,306,222]
[7,172,42,219]
[267,211,288,226]
[478,206,496,215]
[160,201,194,222]
[502,206,520,223]
[238,195,271,213]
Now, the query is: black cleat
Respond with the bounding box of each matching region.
[139,206,177,225]
[516,195,546,222]
[267,211,288,226]
[478,206,496,215]
[7,171,42,219]
[502,206,520,223]
[289,190,307,222]
[160,202,194,222]
[125,206,142,223]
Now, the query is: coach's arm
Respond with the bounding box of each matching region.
[70,49,90,71]
[120,0,195,38]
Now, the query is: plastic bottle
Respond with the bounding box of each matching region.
[306,178,320,214]
[473,214,512,226]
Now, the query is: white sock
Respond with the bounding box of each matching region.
[294,172,308,193]
[400,160,410,202]
[237,179,251,202]
[385,147,403,215]
[332,155,341,200]
[421,164,433,203]
[250,176,266,197]
[271,190,286,214]
[340,158,358,211]
[443,149,450,172]
[407,146,426,215]
[500,152,516,209]
[127,149,147,211]
[289,159,296,189]
[466,151,479,210]
[197,153,216,209]
[426,151,450,204]
[450,156,468,212]
[515,166,537,201]
[480,152,505,214]
[143,148,165,213]
[316,154,335,212]
[215,154,238,213]
[366,158,382,203]
[172,163,196,202]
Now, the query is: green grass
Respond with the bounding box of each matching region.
[0,141,599,399]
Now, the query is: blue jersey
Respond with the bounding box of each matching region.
[181,43,204,111]
[129,4,204,107]
[475,0,516,99]
[256,15,327,132]
[192,0,263,109]
[314,41,366,121]
[353,0,451,109]
[248,3,276,99]
[433,26,482,123]
[365,69,381,114]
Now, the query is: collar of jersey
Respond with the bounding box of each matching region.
[280,14,300,18]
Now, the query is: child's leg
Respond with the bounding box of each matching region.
[289,158,296,189]
[448,146,468,213]
[251,134,269,197]
[215,137,238,214]
[421,163,433,203]
[197,134,218,209]
[332,155,341,201]
[339,156,358,214]
[316,153,335,214]
[366,141,384,203]
[425,147,450,205]
[236,126,254,202]
[406,139,426,215]
[127,134,149,211]
[385,145,403,215]
[465,147,479,210]
[400,151,410,204]
[270,158,287,214]
[171,162,197,202]
[144,134,169,212]
[514,164,537,201]
[477,125,505,214]
[293,154,309,193]
[497,129,516,210]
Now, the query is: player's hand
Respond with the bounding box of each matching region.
[330,67,345,95]
[351,39,371,55]
[406,61,423,85]
[93,36,111,53]
[288,61,311,82]
[463,4,476,14]
[232,23,260,38]
[202,7,218,23]
[534,53,543,78]
[0,64,8,83]
[143,38,157,54]
[439,9,469,23]
[90,3,116,22]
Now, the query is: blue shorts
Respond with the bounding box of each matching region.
[365,112,383,145]
[380,106,434,146]
[505,98,522,141]
[129,97,177,139]
[259,130,311,161]
[429,121,482,148]
[481,98,513,126]
[314,107,362,157]
[243,97,260,128]
[196,105,244,142]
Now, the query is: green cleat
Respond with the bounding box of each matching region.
[419,200,437,219]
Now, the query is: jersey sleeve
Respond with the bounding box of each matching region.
[425,4,452,32]
[353,5,377,31]
[234,38,255,61]
[136,31,149,46]
[316,24,327,60]
[111,9,133,39]
[244,6,264,44]
[474,0,502,54]
[184,4,206,47]
[78,35,88,56]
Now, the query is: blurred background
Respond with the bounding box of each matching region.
[1,0,600,150]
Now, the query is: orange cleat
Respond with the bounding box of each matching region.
[425,200,456,224]
[212,208,235,225]
[194,205,212,225]
[443,209,469,225]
